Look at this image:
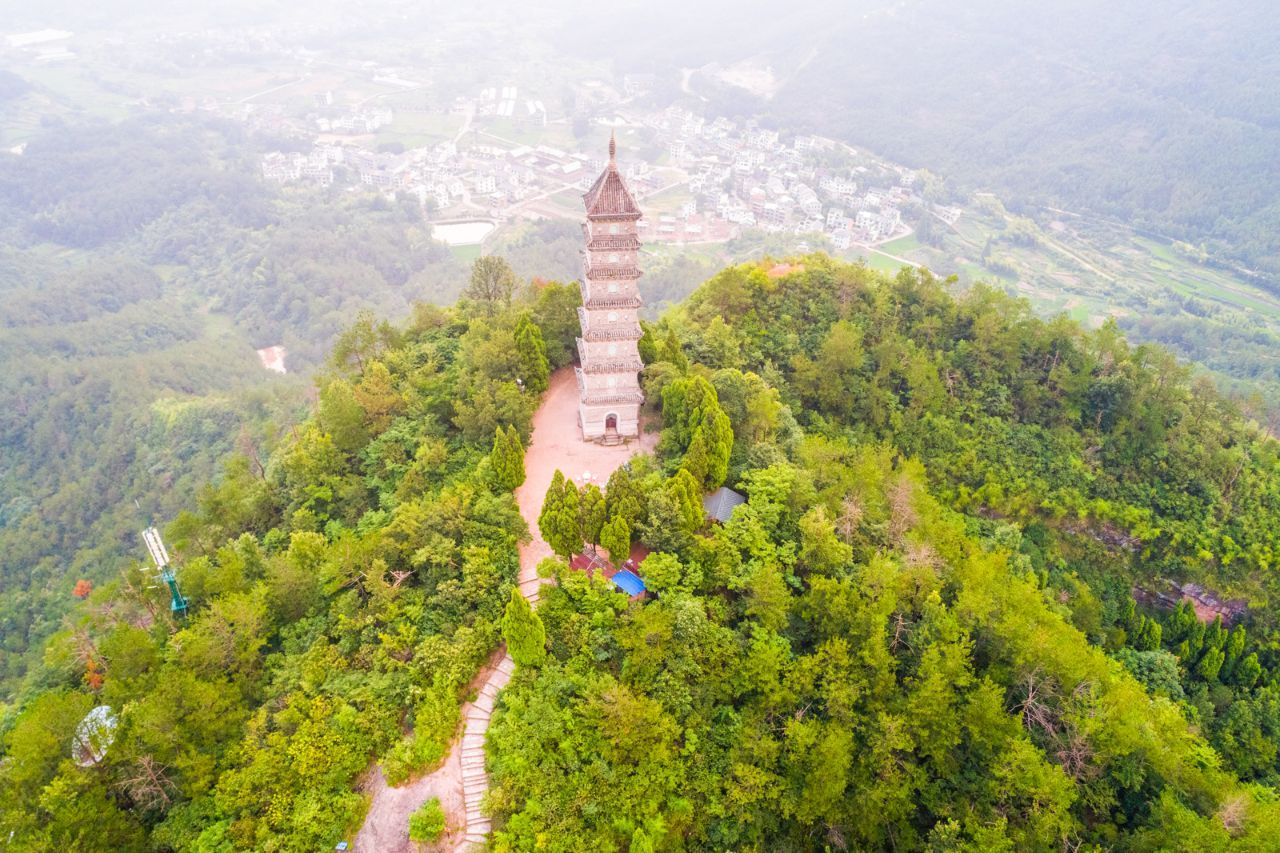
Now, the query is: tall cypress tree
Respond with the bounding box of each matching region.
[490,425,525,491]
[539,470,582,558]
[514,314,550,394]
[600,514,631,565]
[501,587,546,667]
[538,470,566,546]
[507,425,526,487]
[579,483,606,551]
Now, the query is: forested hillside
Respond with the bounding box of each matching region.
[483,257,1280,849]
[0,115,470,694]
[9,254,1280,849]
[0,273,579,849]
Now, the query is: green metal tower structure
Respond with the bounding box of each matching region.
[142,526,189,616]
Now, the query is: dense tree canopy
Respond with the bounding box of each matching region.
[485,256,1280,850]
[11,251,1280,850]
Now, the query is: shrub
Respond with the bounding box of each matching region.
[408,797,446,844]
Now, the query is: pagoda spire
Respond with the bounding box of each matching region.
[609,130,616,162]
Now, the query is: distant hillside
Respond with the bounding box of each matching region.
[0,115,467,693]
[766,0,1280,279]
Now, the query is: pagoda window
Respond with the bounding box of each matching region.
[608,283,618,293]
[608,344,618,355]
[609,253,619,263]
[608,311,618,322]
[609,224,619,234]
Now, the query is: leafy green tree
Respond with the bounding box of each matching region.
[1197,646,1226,682]
[606,465,645,526]
[514,314,550,394]
[408,797,446,843]
[599,515,631,566]
[502,588,546,667]
[579,483,607,550]
[539,470,582,558]
[530,281,582,368]
[465,255,518,313]
[637,322,659,365]
[317,379,370,455]
[490,425,526,492]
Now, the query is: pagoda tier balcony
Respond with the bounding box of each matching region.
[581,388,646,406]
[577,342,644,374]
[577,307,642,342]
[582,358,644,373]
[583,292,642,310]
[586,234,641,251]
[583,263,641,281]
[572,368,642,404]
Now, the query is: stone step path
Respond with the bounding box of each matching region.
[449,368,651,850]
[453,653,515,851]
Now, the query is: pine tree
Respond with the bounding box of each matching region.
[1186,621,1206,658]
[1223,623,1247,679]
[1134,617,1162,652]
[1196,646,1225,682]
[1205,615,1227,651]
[637,322,659,365]
[662,327,688,372]
[539,470,582,558]
[606,465,644,526]
[557,480,581,556]
[662,374,733,488]
[697,402,733,489]
[600,514,631,565]
[579,483,606,550]
[668,470,704,531]
[538,470,566,547]
[1234,652,1262,689]
[490,425,526,491]
[506,425,526,486]
[680,427,710,485]
[514,314,550,394]
[501,587,546,667]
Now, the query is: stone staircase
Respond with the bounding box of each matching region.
[455,653,516,850]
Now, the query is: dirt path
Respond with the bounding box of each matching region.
[356,368,653,852]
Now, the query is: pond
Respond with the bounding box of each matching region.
[431,220,496,246]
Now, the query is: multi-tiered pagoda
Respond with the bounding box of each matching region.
[575,134,644,442]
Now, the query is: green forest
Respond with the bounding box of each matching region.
[0,114,478,693]
[8,251,1280,849]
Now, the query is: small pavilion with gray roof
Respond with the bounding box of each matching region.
[703,486,746,524]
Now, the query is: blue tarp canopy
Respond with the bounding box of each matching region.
[611,569,646,596]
